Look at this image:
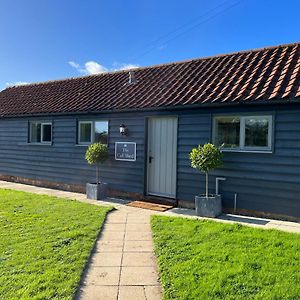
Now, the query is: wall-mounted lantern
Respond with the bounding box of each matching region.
[119,124,127,136]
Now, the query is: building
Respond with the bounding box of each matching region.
[0,42,299,220]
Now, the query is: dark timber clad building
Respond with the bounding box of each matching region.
[0,42,300,220]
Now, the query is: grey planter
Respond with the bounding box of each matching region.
[195,194,222,218]
[86,182,108,200]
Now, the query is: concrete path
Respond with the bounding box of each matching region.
[1,180,300,299]
[76,208,162,300]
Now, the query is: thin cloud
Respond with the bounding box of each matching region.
[6,81,29,87]
[68,61,80,69]
[69,60,139,75]
[112,62,139,71]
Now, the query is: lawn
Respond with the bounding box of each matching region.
[0,189,111,299]
[151,216,300,300]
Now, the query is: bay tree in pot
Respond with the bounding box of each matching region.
[85,143,109,200]
[190,143,224,217]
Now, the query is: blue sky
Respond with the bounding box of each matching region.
[0,0,299,90]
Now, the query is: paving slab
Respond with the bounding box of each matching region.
[126,216,151,224]
[103,223,126,232]
[95,240,124,252]
[106,214,127,224]
[118,286,146,300]
[122,252,157,267]
[125,231,153,241]
[90,252,123,267]
[126,223,152,232]
[144,286,164,300]
[101,231,125,241]
[120,266,160,286]
[83,266,121,286]
[78,285,119,300]
[124,240,154,252]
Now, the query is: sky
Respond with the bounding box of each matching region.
[0,0,299,90]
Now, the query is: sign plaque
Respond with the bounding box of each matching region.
[115,142,136,161]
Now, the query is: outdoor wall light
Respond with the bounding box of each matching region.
[119,124,127,135]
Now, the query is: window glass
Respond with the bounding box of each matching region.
[42,124,52,142]
[215,117,240,148]
[95,121,108,144]
[30,123,41,143]
[79,122,92,143]
[245,117,269,147]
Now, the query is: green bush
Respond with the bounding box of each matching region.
[85,143,109,184]
[85,143,109,165]
[189,143,223,197]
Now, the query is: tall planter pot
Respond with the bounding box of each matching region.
[195,194,222,218]
[86,182,108,200]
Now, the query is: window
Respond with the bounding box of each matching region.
[30,122,52,144]
[214,115,272,152]
[42,124,52,142]
[214,116,240,149]
[244,117,269,148]
[79,121,92,144]
[78,120,108,145]
[94,121,108,144]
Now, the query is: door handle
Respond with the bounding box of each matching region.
[149,156,153,163]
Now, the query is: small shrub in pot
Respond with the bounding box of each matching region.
[85,143,109,200]
[190,143,224,217]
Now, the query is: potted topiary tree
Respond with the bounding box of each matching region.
[189,143,224,217]
[85,143,109,200]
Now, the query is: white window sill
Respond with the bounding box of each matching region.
[25,143,53,146]
[221,149,273,154]
[75,144,90,147]
[75,143,109,147]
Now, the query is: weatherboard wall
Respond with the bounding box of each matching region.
[176,106,300,219]
[0,105,300,218]
[0,114,146,194]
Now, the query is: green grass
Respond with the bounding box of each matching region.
[0,189,111,299]
[151,216,300,300]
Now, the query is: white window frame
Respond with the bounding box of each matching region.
[78,121,93,145]
[29,121,52,144]
[213,115,273,152]
[77,120,109,145]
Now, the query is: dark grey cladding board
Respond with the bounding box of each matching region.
[0,115,145,193]
[0,104,300,218]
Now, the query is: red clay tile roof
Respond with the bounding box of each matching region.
[0,42,299,117]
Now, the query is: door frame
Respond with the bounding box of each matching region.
[145,116,178,199]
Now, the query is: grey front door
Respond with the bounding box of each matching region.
[147,117,178,198]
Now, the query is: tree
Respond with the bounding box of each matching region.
[189,143,223,198]
[85,143,109,184]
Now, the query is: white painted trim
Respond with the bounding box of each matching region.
[213,114,273,153]
[242,115,272,151]
[221,149,273,154]
[29,121,52,144]
[240,116,245,149]
[77,120,109,145]
[78,121,93,145]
